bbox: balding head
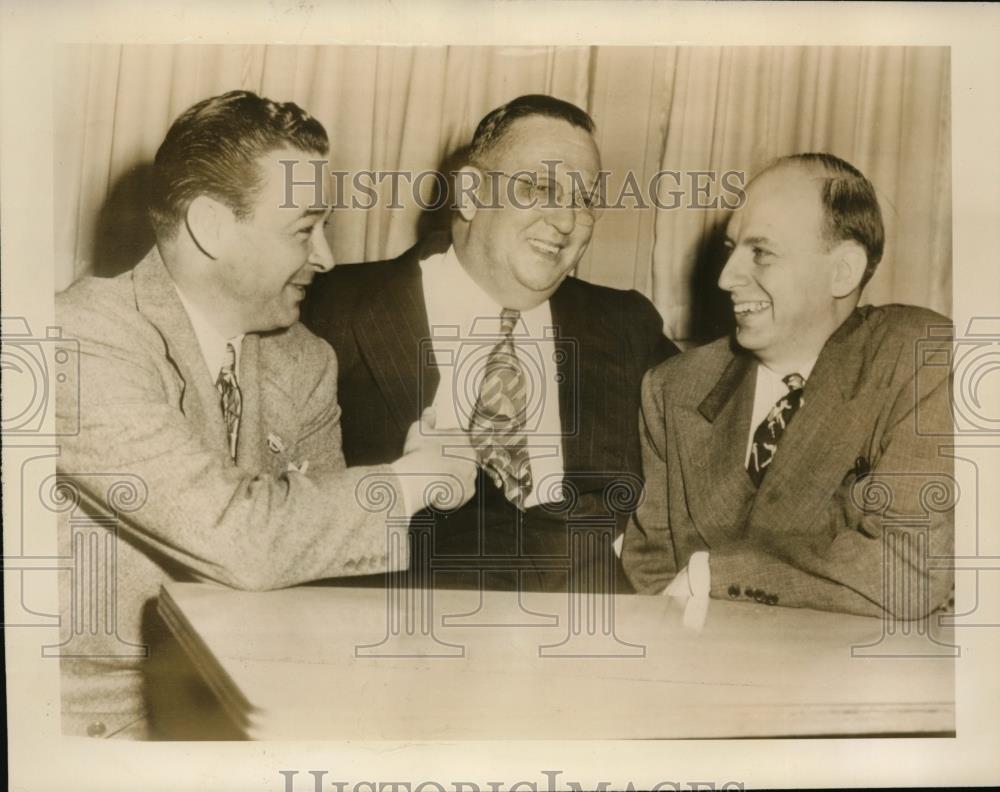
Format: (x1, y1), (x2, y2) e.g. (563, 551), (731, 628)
(754, 153), (885, 289)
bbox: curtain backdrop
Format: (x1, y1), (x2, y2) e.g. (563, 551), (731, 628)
(55, 44), (950, 343)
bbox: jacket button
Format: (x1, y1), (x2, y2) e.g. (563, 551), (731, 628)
(727, 584), (740, 599)
(754, 591), (766, 603)
(770, 594), (779, 605)
(86, 721), (107, 737)
(745, 588), (756, 599)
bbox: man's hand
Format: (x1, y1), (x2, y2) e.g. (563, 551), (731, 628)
(391, 408), (478, 515)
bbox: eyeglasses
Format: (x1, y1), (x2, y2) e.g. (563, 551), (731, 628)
(491, 171), (603, 224)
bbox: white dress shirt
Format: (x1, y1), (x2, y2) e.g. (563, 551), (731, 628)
(744, 358), (817, 465)
(660, 357), (817, 611)
(173, 284), (245, 383)
(420, 246), (565, 508)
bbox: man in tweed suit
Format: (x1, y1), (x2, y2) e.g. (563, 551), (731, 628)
(55, 91), (475, 738)
(304, 95), (677, 593)
(622, 153), (954, 618)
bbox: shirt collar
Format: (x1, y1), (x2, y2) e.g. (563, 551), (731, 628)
(757, 356), (817, 387)
(422, 245), (553, 329)
(424, 245), (502, 321)
(172, 283), (245, 380)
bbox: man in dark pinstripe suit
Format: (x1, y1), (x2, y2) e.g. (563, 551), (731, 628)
(304, 95), (677, 593)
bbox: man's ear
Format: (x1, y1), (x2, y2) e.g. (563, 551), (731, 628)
(829, 240), (868, 298)
(184, 195), (234, 260)
(454, 165), (484, 223)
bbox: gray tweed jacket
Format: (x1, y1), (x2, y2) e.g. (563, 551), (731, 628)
(622, 304), (955, 618)
(54, 247), (405, 737)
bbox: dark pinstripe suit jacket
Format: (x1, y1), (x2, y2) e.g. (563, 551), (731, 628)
(303, 236), (677, 587)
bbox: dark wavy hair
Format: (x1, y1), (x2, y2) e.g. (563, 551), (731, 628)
(771, 152), (885, 288)
(468, 94), (595, 167)
(148, 90), (328, 239)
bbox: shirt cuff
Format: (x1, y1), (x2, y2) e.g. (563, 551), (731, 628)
(688, 551), (711, 597)
(388, 460), (414, 517)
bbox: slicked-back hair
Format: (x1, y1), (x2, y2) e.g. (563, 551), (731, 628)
(148, 90), (329, 239)
(769, 152), (885, 289)
(468, 94), (595, 168)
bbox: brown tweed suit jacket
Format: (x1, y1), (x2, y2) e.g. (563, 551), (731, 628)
(54, 248), (406, 737)
(622, 304), (955, 618)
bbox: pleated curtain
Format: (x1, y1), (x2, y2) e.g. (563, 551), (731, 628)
(55, 44), (950, 344)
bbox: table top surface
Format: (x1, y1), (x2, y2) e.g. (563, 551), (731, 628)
(159, 581), (955, 740)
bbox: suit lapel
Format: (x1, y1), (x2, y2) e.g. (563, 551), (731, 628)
(549, 282), (630, 477)
(678, 349), (758, 545)
(549, 286), (582, 469)
(353, 246), (440, 434)
(234, 334), (267, 473)
(131, 248), (230, 456)
(748, 310), (869, 535)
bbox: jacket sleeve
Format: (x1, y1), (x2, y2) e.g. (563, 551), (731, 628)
(55, 295), (409, 592)
(621, 365), (681, 593)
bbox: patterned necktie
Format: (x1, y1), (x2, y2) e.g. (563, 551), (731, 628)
(469, 308), (534, 507)
(216, 342), (242, 461)
(747, 372), (805, 487)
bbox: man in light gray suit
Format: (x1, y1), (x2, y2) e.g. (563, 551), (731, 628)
(622, 153), (954, 618)
(55, 90), (476, 738)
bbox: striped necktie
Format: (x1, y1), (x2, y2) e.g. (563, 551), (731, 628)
(747, 372), (805, 487)
(469, 308), (534, 508)
(216, 341), (242, 461)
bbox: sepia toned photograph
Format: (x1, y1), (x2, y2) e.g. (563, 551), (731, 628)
(46, 40), (957, 739)
(3, 2), (999, 791)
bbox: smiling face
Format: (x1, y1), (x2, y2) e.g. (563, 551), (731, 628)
(457, 116), (601, 310)
(216, 146), (334, 333)
(719, 164), (847, 373)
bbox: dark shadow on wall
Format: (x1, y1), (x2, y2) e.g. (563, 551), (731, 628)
(415, 144), (470, 242)
(686, 216), (736, 346)
(92, 162), (156, 278)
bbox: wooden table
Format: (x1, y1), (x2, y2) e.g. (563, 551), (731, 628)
(158, 582), (955, 740)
